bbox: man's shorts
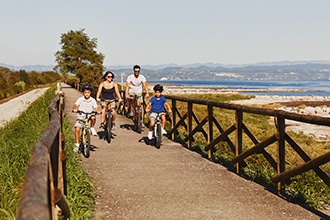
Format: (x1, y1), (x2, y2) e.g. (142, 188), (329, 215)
(128, 92), (143, 104)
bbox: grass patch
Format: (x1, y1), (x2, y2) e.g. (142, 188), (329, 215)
(0, 86), (95, 219)
(60, 117), (95, 219)
(0, 87), (54, 219)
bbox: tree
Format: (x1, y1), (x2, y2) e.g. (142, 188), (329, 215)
(54, 29), (104, 85)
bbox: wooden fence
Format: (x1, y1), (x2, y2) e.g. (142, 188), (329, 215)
(17, 91), (69, 219)
(164, 95), (330, 193)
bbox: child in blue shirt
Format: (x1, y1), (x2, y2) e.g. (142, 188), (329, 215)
(145, 84), (172, 140)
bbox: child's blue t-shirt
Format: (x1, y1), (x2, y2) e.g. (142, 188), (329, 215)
(150, 96), (167, 113)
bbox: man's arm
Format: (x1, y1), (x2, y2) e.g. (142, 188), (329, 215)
(145, 102), (152, 112)
(143, 81), (149, 98)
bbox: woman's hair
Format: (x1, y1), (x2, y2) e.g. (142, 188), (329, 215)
(102, 71), (115, 81)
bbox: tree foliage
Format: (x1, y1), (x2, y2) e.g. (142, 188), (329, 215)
(54, 29), (104, 85)
(0, 66), (61, 100)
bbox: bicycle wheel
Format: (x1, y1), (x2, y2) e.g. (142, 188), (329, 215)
(155, 123), (162, 148)
(106, 111), (112, 143)
(83, 129), (91, 158)
(136, 107), (142, 133)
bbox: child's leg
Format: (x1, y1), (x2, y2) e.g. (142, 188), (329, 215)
(75, 127), (81, 144)
(149, 118), (155, 131)
(161, 114), (166, 128)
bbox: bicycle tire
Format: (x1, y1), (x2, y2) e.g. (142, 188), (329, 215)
(155, 123), (162, 148)
(83, 129), (91, 158)
(106, 111), (112, 143)
(136, 107), (142, 133)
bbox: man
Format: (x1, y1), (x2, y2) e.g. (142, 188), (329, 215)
(125, 64), (149, 123)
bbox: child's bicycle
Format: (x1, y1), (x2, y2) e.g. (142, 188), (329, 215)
(148, 112), (167, 149)
(101, 99), (117, 143)
(74, 110), (98, 158)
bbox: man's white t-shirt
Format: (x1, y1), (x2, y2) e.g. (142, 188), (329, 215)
(126, 74), (146, 93)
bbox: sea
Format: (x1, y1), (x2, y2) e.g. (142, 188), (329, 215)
(150, 80), (330, 97)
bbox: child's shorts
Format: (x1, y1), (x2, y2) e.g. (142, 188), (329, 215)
(74, 115), (85, 128)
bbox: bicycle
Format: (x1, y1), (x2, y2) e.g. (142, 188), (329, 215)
(74, 110), (97, 158)
(128, 94), (144, 133)
(148, 112), (167, 149)
(101, 99), (116, 143)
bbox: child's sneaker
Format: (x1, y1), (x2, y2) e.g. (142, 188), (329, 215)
(73, 143), (80, 152)
(91, 127), (97, 136)
(148, 131), (153, 140)
(162, 128), (167, 135)
(99, 122), (105, 129)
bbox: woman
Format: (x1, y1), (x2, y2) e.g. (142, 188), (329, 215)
(96, 71), (122, 130)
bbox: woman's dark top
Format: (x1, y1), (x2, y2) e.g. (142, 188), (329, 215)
(101, 82), (115, 100)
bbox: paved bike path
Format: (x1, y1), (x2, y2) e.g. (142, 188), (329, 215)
(63, 85), (327, 220)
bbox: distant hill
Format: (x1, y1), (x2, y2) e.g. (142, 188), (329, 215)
(1, 60), (330, 81)
(0, 63), (54, 72)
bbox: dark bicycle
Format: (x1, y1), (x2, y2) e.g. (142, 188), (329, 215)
(127, 94), (144, 133)
(74, 110), (97, 158)
(101, 99), (117, 143)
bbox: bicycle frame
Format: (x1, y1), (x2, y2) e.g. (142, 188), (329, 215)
(76, 110), (97, 158)
(102, 100), (115, 143)
(152, 112), (166, 149)
(132, 95), (143, 133)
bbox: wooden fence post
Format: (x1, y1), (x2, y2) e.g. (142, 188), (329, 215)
(236, 109), (243, 173)
(171, 99), (176, 140)
(276, 113), (286, 194)
(208, 103), (213, 159)
(187, 101), (193, 148)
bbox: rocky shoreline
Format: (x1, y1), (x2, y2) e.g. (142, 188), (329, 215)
(230, 95), (330, 141)
(152, 84), (330, 141)
(160, 85), (305, 95)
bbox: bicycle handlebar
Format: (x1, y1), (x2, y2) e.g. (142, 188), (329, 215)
(72, 110), (99, 115)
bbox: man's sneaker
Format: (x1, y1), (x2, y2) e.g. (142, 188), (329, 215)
(162, 128), (167, 135)
(91, 127), (97, 136)
(73, 143), (80, 152)
(148, 131), (153, 140)
(112, 123), (116, 130)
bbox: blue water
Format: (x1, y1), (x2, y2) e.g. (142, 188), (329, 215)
(150, 80), (330, 97)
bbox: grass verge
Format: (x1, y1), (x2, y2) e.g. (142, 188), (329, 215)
(0, 86), (95, 219)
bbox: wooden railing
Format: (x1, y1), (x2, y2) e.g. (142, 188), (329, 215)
(165, 95), (330, 193)
(17, 91), (69, 219)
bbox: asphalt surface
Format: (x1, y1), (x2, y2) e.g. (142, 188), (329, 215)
(0, 88), (49, 128)
(61, 84), (328, 220)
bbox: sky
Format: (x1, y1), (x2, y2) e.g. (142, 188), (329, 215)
(1, 0), (330, 67)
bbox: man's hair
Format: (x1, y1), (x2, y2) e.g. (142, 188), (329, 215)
(133, 64), (140, 70)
